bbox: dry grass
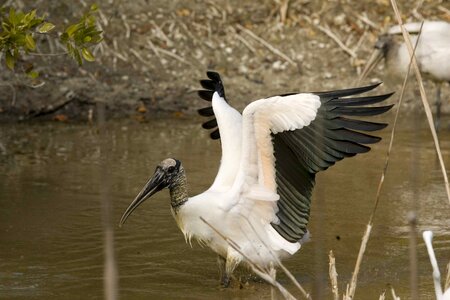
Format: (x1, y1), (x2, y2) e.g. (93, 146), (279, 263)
(328, 251), (339, 300)
(342, 8), (426, 300)
(389, 0), (450, 206)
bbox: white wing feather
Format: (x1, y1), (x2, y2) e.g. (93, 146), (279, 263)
(389, 21), (450, 81)
(208, 92), (243, 192)
(220, 93), (321, 253)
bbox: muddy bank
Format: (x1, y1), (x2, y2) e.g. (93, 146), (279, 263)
(0, 0), (448, 122)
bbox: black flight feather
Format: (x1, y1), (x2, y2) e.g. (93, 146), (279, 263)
(197, 71), (228, 140)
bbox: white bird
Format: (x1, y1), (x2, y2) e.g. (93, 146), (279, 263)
(422, 231), (450, 300)
(360, 21), (450, 130)
(120, 71), (393, 286)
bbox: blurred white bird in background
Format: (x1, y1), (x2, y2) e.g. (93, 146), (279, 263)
(360, 21), (450, 130)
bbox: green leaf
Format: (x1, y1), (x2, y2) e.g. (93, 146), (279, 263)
(38, 22), (55, 33)
(27, 70), (39, 79)
(73, 49), (82, 65)
(90, 4), (98, 11)
(5, 50), (15, 69)
(83, 35), (92, 43)
(66, 23), (81, 37)
(23, 9), (37, 26)
(8, 7), (16, 25)
(81, 47), (95, 61)
(25, 34), (36, 50)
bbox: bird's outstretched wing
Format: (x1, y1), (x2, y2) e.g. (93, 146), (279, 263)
(197, 72), (243, 190)
(227, 83), (393, 251)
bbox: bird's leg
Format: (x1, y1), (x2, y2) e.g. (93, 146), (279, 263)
(219, 251), (241, 288)
(217, 255), (229, 287)
(270, 262), (277, 299)
(435, 83), (442, 132)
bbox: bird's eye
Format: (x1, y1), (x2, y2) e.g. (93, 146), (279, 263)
(167, 166), (175, 173)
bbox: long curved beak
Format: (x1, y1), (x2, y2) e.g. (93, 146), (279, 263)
(358, 48), (384, 84)
(119, 169), (165, 227)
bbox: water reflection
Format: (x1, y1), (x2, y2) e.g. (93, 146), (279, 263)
(0, 117), (449, 299)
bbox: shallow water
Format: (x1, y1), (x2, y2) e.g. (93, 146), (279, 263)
(0, 115), (449, 299)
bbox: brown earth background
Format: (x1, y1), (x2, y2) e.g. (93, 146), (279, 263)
(0, 0), (449, 122)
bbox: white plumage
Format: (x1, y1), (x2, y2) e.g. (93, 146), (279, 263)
(360, 21), (450, 129)
(423, 231), (450, 300)
(120, 71), (393, 286)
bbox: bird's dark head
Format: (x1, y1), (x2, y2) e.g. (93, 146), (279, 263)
(374, 34), (394, 56)
(119, 158), (184, 226)
(359, 34), (394, 82)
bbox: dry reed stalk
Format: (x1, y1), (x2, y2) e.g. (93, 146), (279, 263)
(241, 216), (312, 300)
(445, 261), (450, 291)
(199, 217), (298, 300)
(328, 250), (339, 300)
(344, 224), (372, 299)
(270, 262), (276, 300)
(408, 212), (419, 300)
(389, 0), (450, 205)
(236, 24), (296, 66)
(98, 104), (119, 300)
(390, 285), (400, 300)
(344, 21), (425, 300)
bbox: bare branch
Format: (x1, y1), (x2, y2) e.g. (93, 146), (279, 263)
(236, 24), (296, 66)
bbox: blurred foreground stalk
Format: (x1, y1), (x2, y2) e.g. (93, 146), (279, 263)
(98, 102), (119, 300)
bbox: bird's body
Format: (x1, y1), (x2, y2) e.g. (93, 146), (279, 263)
(360, 21), (450, 129)
(120, 72), (393, 286)
(383, 21), (450, 82)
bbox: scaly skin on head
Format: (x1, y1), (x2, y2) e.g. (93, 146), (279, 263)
(169, 165), (189, 213)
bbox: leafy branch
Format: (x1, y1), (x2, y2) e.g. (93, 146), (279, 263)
(0, 4), (102, 76)
(60, 4), (103, 65)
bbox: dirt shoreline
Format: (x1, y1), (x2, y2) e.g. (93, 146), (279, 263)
(0, 0), (448, 123)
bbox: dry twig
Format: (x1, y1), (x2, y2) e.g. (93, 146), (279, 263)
(303, 17), (357, 58)
(328, 251), (339, 300)
(130, 48), (153, 67)
(236, 24), (296, 66)
(235, 33), (257, 54)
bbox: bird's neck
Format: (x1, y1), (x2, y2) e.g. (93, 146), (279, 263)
(169, 170), (189, 213)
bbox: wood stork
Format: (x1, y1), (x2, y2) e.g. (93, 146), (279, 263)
(422, 231), (450, 300)
(360, 21), (450, 130)
(120, 71), (393, 287)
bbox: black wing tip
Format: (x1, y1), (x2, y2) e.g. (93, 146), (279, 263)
(197, 107), (214, 117)
(197, 90), (214, 102)
(210, 129), (220, 139)
(198, 71), (225, 99)
(202, 118), (218, 129)
(206, 71), (221, 81)
(316, 82), (385, 99)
